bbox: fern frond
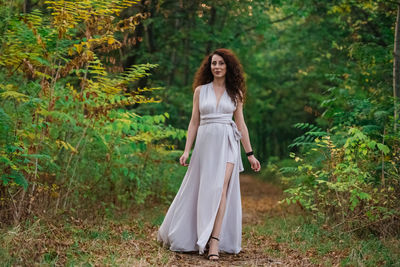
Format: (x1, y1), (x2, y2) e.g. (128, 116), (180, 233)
(289, 122), (328, 148)
(0, 91), (30, 103)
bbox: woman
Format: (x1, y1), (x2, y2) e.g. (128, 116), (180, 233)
(157, 48), (261, 261)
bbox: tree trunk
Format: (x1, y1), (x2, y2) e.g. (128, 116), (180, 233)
(167, 2), (181, 86)
(393, 2), (400, 132)
(122, 0), (146, 70)
(144, 0), (156, 54)
(183, 1), (197, 86)
(23, 0), (32, 13)
(205, 6), (216, 55)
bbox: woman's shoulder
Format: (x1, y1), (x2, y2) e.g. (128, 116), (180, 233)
(198, 82), (212, 88)
(194, 82), (210, 94)
(194, 85), (201, 95)
(193, 85), (203, 99)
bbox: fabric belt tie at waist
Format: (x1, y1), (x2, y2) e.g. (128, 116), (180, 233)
(199, 113), (245, 172)
(199, 118), (242, 141)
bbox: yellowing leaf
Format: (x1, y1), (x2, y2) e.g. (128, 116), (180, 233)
(74, 44), (82, 54)
(56, 140), (78, 153)
(108, 37), (115, 45)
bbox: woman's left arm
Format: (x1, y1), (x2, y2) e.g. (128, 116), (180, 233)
(234, 100), (261, 172)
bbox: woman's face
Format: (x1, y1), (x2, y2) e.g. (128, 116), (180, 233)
(211, 54), (227, 79)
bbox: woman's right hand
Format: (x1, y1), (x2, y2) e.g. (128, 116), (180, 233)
(179, 152), (189, 167)
(247, 155), (261, 172)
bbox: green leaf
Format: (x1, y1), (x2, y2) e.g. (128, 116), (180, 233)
(377, 143), (389, 155)
(8, 171), (28, 190)
(367, 140), (376, 149)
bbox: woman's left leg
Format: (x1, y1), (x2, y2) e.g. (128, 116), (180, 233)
(208, 162), (234, 259)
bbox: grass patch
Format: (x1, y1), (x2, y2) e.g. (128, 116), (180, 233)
(0, 206), (169, 266)
(250, 213), (400, 266)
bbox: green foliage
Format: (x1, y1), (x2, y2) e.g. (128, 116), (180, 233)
(0, 0), (185, 223)
(278, 0), (400, 235)
(288, 123), (327, 149)
(282, 102), (400, 233)
(282, 112), (399, 234)
(121, 0), (396, 164)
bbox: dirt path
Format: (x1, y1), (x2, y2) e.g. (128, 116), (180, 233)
(157, 174), (313, 267)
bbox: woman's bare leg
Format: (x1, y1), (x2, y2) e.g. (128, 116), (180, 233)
(208, 162), (234, 259)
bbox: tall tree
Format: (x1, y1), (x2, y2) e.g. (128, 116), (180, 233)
(394, 1), (400, 131)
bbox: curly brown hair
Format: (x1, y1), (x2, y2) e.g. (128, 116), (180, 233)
(192, 48), (246, 104)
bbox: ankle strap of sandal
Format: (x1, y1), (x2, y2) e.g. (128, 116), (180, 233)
(210, 236), (219, 241)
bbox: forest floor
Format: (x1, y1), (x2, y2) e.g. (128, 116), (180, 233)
(1, 174), (399, 266)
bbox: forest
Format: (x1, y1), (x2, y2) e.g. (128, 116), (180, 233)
(1, 0), (399, 265)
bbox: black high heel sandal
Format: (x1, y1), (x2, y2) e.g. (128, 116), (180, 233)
(207, 236), (220, 261)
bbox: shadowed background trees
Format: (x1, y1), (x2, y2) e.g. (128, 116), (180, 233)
(124, 0), (398, 162)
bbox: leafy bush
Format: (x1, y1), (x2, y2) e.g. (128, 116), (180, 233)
(280, 1), (400, 236)
(0, 0), (185, 224)
(281, 123), (400, 236)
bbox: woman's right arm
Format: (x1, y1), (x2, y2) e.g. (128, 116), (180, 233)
(180, 86), (201, 166)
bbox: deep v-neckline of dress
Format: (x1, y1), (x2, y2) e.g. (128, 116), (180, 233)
(211, 82), (226, 111)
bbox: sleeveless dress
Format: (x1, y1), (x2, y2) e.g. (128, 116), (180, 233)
(157, 81), (244, 254)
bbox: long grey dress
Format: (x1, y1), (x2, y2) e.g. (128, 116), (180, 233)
(157, 81), (244, 255)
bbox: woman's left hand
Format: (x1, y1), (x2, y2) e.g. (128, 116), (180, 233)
(247, 155), (261, 172)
